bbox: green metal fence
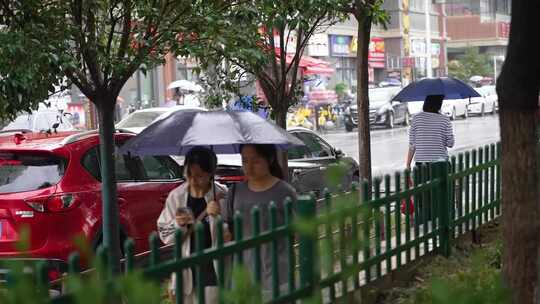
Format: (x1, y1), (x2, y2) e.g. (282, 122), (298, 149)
(45, 143), (501, 304)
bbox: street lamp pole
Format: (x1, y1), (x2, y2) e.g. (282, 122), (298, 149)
(425, 0), (433, 78)
(493, 56), (497, 81)
(493, 55), (505, 83)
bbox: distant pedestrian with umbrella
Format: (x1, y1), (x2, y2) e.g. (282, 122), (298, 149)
(392, 77), (474, 168)
(405, 94), (455, 222)
(406, 94), (455, 169)
(157, 146), (230, 304)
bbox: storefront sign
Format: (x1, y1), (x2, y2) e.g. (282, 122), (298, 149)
(411, 39), (426, 56)
(402, 57), (415, 67)
(431, 43), (440, 56)
(368, 37), (385, 68)
(329, 35), (354, 57)
(369, 61), (385, 69)
(432, 57), (440, 68)
(273, 32), (297, 54)
(308, 33), (329, 57)
(369, 37), (385, 61)
(499, 22), (510, 38)
(411, 39), (440, 56)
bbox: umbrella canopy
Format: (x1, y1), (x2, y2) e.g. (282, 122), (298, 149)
(469, 75), (483, 82)
(119, 111), (304, 156)
(392, 77), (481, 102)
(167, 80), (204, 92)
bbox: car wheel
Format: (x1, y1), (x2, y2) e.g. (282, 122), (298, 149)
(403, 111), (410, 126)
(481, 105), (485, 117)
(386, 112), (395, 129)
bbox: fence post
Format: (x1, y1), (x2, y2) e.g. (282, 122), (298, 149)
(434, 161), (451, 257)
(297, 195), (317, 293)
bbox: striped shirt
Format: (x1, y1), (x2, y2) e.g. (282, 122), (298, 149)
(409, 111), (455, 162)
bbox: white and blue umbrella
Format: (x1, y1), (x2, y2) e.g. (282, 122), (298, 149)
(119, 110), (304, 156)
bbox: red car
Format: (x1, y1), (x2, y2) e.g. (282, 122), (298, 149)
(0, 130), (183, 269)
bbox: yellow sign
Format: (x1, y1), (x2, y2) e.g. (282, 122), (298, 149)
(402, 0), (412, 84)
(350, 37), (358, 53)
(432, 57), (440, 68)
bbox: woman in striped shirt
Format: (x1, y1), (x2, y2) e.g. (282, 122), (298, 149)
(406, 94), (455, 169)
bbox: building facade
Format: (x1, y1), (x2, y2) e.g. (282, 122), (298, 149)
(445, 0), (510, 79)
(106, 0), (499, 121)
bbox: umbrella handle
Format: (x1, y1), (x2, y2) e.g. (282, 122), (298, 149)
(212, 177), (216, 201)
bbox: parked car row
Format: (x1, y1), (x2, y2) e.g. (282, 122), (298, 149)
(467, 85), (498, 116)
(343, 85), (499, 132)
(0, 109), (359, 268)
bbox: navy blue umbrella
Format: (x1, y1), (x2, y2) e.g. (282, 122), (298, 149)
(119, 110), (304, 156)
(392, 77), (481, 102)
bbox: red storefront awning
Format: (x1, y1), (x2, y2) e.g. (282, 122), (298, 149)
(304, 65), (335, 75)
(276, 52), (335, 75)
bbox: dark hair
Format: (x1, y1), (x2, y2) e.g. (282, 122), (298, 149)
(240, 144), (284, 179)
(184, 146), (217, 177)
(423, 95), (444, 113)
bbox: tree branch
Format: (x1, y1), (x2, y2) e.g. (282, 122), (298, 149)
(80, 1), (104, 91)
(104, 1), (120, 83)
(278, 25), (287, 106)
(116, 1), (132, 62)
(284, 13), (325, 76)
(287, 26), (304, 106)
(267, 26), (281, 88)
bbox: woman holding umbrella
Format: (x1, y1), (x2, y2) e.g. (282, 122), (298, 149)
(157, 146), (229, 304)
(208, 144), (297, 299)
(406, 94), (455, 169)
(121, 110), (305, 300)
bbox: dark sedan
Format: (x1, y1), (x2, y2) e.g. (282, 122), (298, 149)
(344, 87), (408, 131)
(214, 127), (359, 196)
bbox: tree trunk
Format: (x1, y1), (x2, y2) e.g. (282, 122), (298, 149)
(497, 1), (540, 303)
(274, 106), (290, 181)
(355, 14), (373, 182)
(500, 109), (539, 304)
(96, 99), (122, 275)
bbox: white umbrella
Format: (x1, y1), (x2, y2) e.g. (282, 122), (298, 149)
(167, 79), (203, 92)
(469, 75), (483, 82)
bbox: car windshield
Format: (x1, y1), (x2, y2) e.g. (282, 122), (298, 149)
(0, 152), (67, 194)
(117, 111), (165, 128)
(2, 114), (33, 131)
(369, 90), (392, 103)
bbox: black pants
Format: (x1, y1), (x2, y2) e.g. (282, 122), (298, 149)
(413, 162), (436, 224)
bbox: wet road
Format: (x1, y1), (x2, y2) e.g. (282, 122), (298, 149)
(322, 114), (500, 177)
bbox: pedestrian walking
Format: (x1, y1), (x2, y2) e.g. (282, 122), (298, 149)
(214, 144), (297, 299)
(157, 146), (229, 304)
(406, 94), (455, 223)
(406, 94), (455, 169)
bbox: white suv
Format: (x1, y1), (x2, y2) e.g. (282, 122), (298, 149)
(2, 110), (75, 134)
(116, 106), (207, 133)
